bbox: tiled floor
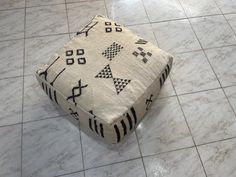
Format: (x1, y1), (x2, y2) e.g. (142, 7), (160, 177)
(0, 0), (236, 177)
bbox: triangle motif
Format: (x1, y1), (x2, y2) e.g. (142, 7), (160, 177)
(95, 64), (113, 78)
(113, 78), (131, 94)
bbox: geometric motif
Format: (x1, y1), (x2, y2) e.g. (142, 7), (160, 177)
(145, 94), (153, 110)
(76, 21), (98, 37)
(133, 47), (152, 63)
(104, 21), (122, 33)
(160, 64), (170, 87)
(88, 110), (104, 138)
(135, 39), (148, 44)
(95, 64), (113, 78)
(65, 49), (86, 65)
(66, 79), (88, 106)
(95, 64), (131, 95)
(114, 107), (137, 143)
(102, 42), (123, 61)
(113, 78), (131, 94)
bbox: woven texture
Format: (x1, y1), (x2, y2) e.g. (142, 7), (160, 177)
(35, 15), (173, 144)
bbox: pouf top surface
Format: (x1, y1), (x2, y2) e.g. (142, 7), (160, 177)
(37, 15), (172, 125)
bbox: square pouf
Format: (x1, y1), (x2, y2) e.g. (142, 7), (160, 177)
(35, 15), (173, 144)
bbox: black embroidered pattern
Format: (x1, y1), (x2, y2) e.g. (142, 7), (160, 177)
(95, 64), (113, 78)
(41, 82), (59, 105)
(69, 108), (79, 121)
(135, 39), (148, 44)
(39, 56), (60, 81)
(113, 78), (131, 94)
(50, 68), (66, 86)
(95, 64), (131, 95)
(88, 110), (104, 138)
(65, 49), (86, 65)
(146, 94), (153, 110)
(102, 42), (123, 61)
(76, 21), (98, 37)
(114, 107), (137, 143)
(67, 79), (88, 106)
(105, 22), (122, 33)
(133, 47), (152, 63)
(160, 64), (170, 87)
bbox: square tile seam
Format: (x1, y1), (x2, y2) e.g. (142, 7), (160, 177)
(173, 0), (236, 119)
(0, 0), (105, 11)
(171, 0), (236, 176)
(20, 0), (27, 177)
(0, 10), (236, 42)
(212, 0), (236, 36)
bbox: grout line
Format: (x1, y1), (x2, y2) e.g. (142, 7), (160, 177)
(25, 2), (66, 9)
(169, 74), (209, 177)
(196, 136), (236, 147)
(134, 131), (148, 177)
(213, 0), (236, 36)
(0, 115), (67, 129)
(139, 0), (160, 47)
(64, 0), (71, 35)
(79, 126), (86, 177)
(171, 1), (209, 177)
(20, 0), (27, 176)
(84, 157), (142, 171)
(180, 0), (236, 119)
(103, 0), (109, 18)
(53, 169), (84, 177)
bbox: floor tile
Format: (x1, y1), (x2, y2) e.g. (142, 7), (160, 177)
(25, 4), (68, 37)
(0, 0), (25, 10)
(81, 132), (140, 169)
(26, 0), (64, 7)
(67, 1), (107, 33)
(190, 15), (236, 49)
(127, 24), (157, 45)
(143, 0), (186, 22)
(198, 138), (236, 177)
(179, 89), (236, 145)
(25, 34), (69, 75)
(23, 75), (65, 122)
(225, 14), (236, 34)
(0, 9), (24, 41)
(158, 77), (176, 99)
(66, 0), (100, 2)
(136, 96), (193, 156)
(179, 0), (221, 17)
(0, 124), (21, 177)
(143, 148), (205, 177)
(205, 46), (236, 87)
(0, 77), (22, 126)
(105, 0), (149, 26)
(152, 19), (201, 54)
(224, 86), (236, 114)
(171, 51), (220, 94)
(214, 0), (236, 14)
(61, 172), (84, 177)
(22, 117), (83, 177)
(0, 40), (24, 79)
(85, 159), (146, 177)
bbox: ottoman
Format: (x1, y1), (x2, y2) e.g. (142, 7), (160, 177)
(35, 15), (173, 144)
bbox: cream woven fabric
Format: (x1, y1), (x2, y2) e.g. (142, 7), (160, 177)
(35, 15), (173, 144)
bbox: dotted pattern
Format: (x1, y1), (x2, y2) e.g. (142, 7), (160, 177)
(133, 47), (152, 63)
(113, 78), (131, 94)
(102, 42), (123, 61)
(95, 64), (113, 78)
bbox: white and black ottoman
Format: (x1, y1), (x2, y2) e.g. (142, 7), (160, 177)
(35, 15), (173, 144)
